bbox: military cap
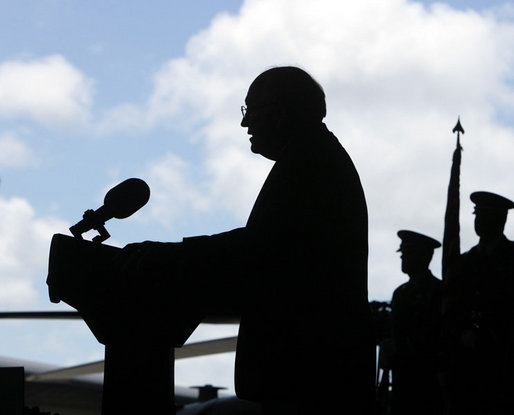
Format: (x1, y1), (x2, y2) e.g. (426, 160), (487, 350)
(396, 230), (441, 252)
(470, 191), (514, 212)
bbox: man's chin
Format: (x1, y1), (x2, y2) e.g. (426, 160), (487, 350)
(249, 138), (260, 154)
(249, 138), (276, 160)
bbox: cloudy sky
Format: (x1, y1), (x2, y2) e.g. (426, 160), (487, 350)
(0, 0), (513, 395)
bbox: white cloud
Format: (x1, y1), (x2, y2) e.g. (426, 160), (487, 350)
(0, 131), (37, 167)
(2, 0), (513, 393)
(100, 0), (514, 300)
(0, 55), (94, 127)
(0, 196), (68, 308)
(144, 153), (211, 228)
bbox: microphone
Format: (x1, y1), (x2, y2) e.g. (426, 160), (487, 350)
(69, 178), (150, 243)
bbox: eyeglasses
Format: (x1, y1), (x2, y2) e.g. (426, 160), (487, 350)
(241, 103), (276, 120)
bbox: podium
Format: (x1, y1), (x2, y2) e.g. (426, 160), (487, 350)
(47, 233), (203, 414)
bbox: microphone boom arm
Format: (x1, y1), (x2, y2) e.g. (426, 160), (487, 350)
(70, 208), (111, 243)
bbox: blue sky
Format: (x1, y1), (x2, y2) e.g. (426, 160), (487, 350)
(0, 0), (513, 395)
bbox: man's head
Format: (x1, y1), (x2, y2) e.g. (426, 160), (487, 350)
(397, 230), (441, 276)
(471, 191), (513, 240)
(241, 66), (326, 160)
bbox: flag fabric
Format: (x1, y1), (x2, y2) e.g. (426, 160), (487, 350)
(442, 120), (464, 281)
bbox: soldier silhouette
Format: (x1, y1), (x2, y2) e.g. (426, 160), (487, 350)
(390, 230), (443, 415)
(441, 191), (514, 415)
(118, 66), (376, 415)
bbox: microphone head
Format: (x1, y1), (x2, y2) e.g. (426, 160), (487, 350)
(103, 178), (150, 219)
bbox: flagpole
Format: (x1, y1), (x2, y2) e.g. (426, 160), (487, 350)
(442, 117), (464, 282)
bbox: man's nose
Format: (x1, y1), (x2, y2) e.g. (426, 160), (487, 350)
(241, 115), (248, 128)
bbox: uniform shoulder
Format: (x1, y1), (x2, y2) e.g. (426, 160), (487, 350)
(429, 274), (443, 285)
(392, 282), (409, 298)
(460, 244), (480, 260)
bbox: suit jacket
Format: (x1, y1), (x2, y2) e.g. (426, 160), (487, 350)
(179, 123), (374, 402)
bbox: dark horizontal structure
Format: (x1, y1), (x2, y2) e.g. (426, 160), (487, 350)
(0, 311), (81, 319)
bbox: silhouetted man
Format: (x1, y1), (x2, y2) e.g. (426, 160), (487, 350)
(441, 191), (514, 415)
(390, 230), (443, 415)
(123, 66), (376, 414)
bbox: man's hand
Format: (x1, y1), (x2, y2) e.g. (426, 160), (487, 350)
(111, 241), (183, 289)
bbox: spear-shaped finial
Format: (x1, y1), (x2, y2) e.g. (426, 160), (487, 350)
(452, 116), (464, 149)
